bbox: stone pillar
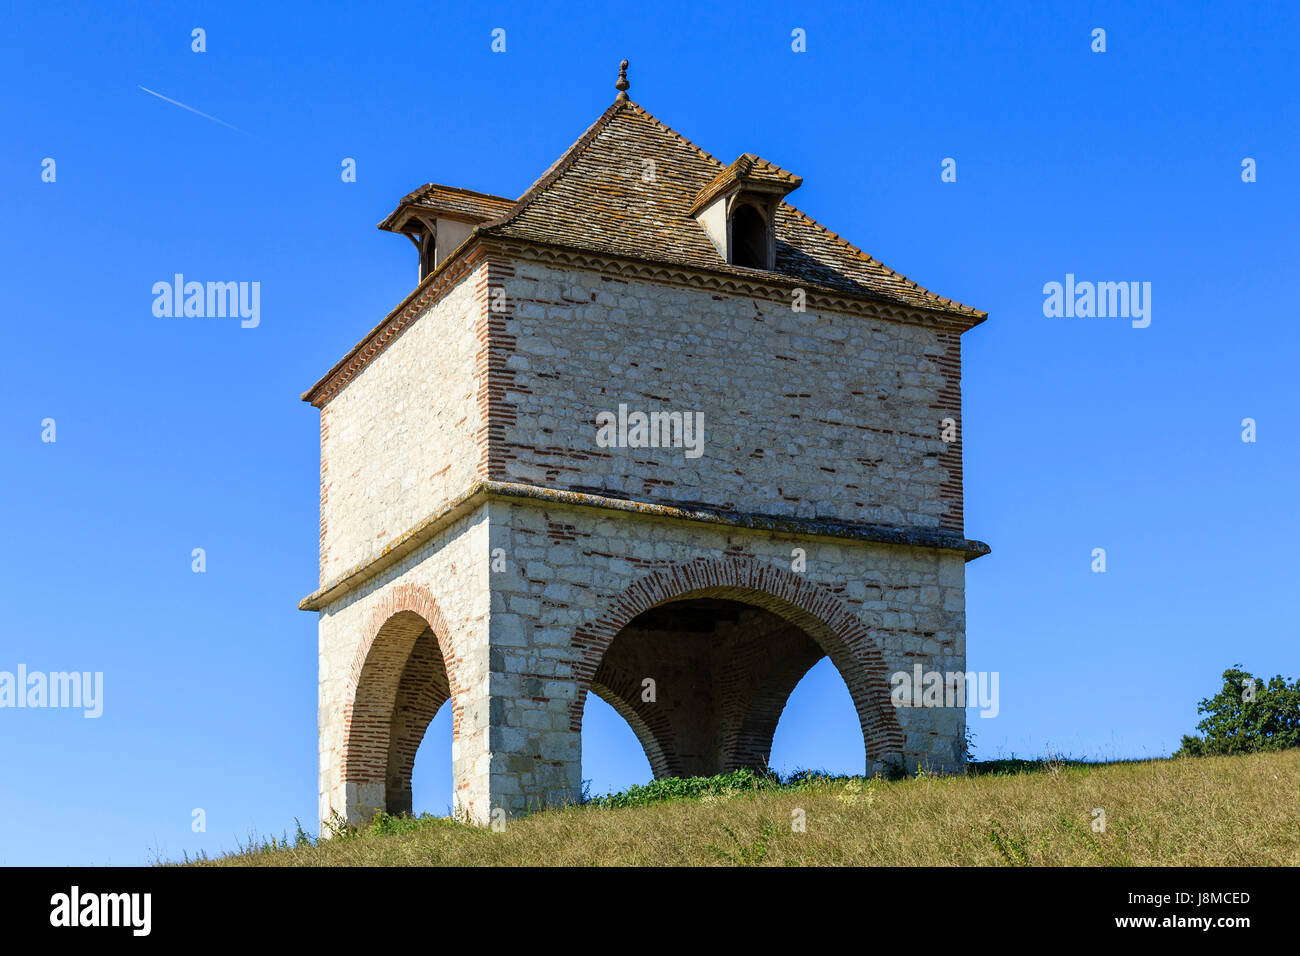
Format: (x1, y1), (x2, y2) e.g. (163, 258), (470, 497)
(487, 670), (583, 816)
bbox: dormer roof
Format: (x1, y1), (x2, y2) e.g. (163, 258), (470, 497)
(378, 184), (515, 233)
(689, 154), (803, 216)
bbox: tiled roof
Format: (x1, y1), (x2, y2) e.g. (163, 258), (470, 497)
(378, 184), (515, 231)
(470, 99), (984, 320)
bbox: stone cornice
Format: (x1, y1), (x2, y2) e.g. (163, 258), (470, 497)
(298, 480), (991, 612)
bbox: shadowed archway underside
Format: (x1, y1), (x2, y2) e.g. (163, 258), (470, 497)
(385, 627), (450, 814)
(572, 558), (907, 776)
(591, 598), (839, 778)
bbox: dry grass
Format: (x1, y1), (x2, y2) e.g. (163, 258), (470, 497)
(194, 750), (1300, 866)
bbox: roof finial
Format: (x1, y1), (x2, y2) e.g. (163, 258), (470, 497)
(615, 59), (630, 101)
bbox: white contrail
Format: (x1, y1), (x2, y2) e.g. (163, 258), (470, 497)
(137, 86), (250, 135)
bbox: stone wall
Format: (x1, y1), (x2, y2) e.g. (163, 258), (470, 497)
(317, 262), (487, 583)
(491, 258), (965, 532)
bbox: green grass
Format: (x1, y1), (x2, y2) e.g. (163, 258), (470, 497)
(180, 750), (1300, 866)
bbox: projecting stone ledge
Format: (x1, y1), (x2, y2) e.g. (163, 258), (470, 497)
(298, 479), (991, 613)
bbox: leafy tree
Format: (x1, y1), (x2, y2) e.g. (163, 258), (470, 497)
(1176, 666), (1300, 757)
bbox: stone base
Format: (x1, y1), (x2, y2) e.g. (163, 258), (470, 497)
(314, 496), (969, 829)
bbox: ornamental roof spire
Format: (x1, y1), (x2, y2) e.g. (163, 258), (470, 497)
(615, 59), (629, 101)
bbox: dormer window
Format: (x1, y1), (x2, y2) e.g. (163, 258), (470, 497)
(729, 203), (768, 268)
(689, 154), (802, 271)
(415, 219), (437, 279)
(403, 215), (479, 281)
(377, 185), (516, 284)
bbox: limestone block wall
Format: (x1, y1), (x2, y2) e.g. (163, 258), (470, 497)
(491, 258), (965, 532)
(317, 262), (487, 583)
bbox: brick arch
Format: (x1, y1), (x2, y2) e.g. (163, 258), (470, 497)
(341, 583), (463, 817)
(570, 556), (905, 764)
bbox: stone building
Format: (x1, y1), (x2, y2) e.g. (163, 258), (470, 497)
(300, 64), (989, 827)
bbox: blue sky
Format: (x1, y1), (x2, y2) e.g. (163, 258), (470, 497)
(1, 1), (1296, 865)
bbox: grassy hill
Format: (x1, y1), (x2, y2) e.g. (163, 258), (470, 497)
(192, 750), (1300, 866)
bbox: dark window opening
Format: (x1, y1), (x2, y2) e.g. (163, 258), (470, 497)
(418, 231), (437, 279)
(730, 204), (767, 269)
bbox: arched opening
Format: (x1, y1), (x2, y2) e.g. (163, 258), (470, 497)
(572, 559), (905, 790)
(382, 624), (450, 814)
(580, 693), (654, 799)
(343, 597), (458, 823)
(729, 203), (768, 269)
(769, 658), (865, 777)
(409, 699), (455, 816)
(583, 597), (828, 778)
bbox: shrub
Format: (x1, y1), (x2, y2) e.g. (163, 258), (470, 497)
(586, 767), (783, 808)
(1175, 666), (1300, 757)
